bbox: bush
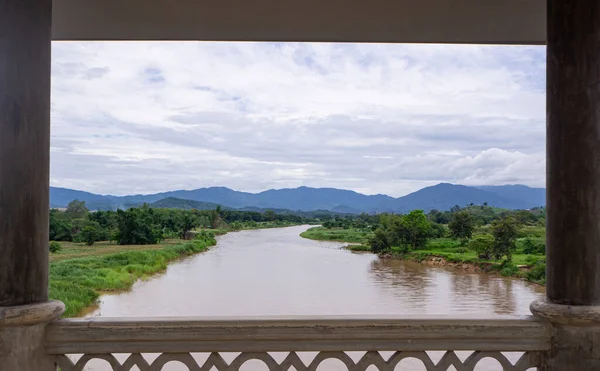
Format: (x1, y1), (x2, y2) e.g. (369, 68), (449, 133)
(499, 261), (519, 277)
(80, 225), (99, 246)
(522, 237), (546, 255)
(526, 261), (546, 283)
(491, 216), (519, 260)
(468, 235), (494, 259)
(369, 228), (394, 254)
(525, 255), (545, 265)
(162, 230), (179, 239)
(49, 241), (62, 253)
(428, 223), (447, 238)
(448, 210), (474, 245)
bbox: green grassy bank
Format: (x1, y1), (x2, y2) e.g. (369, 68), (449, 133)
(50, 222), (305, 317)
(299, 226), (372, 244)
(49, 232), (217, 317)
(301, 226), (546, 285)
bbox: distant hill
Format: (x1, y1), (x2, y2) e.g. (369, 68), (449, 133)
(386, 183), (545, 213)
(253, 186), (394, 211)
(50, 187), (118, 210)
(49, 183), (546, 213)
(475, 185), (546, 208)
(150, 197), (223, 210)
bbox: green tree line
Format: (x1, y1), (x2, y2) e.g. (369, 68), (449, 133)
(318, 204), (546, 263)
(50, 200), (320, 246)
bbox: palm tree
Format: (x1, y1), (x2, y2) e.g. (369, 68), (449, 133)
(209, 206), (223, 229)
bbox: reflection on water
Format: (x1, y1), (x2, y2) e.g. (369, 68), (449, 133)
(84, 225), (545, 370)
(369, 259), (530, 316)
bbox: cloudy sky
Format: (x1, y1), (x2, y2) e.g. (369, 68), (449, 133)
(50, 42), (545, 197)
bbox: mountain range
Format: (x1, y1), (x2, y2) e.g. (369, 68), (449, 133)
(50, 183), (545, 214)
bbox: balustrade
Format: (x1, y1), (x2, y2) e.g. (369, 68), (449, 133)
(46, 317), (550, 371)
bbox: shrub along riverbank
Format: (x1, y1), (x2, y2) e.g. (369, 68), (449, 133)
(301, 223), (546, 286)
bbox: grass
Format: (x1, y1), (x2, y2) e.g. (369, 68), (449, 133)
(49, 233), (217, 317)
(300, 226), (373, 244)
(393, 245), (545, 284)
(49, 223), (303, 317)
(50, 239), (185, 262)
(302, 226), (546, 285)
(345, 244), (372, 252)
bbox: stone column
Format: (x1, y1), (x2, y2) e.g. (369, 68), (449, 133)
(531, 0), (600, 369)
(0, 301), (65, 369)
(0, 0), (64, 369)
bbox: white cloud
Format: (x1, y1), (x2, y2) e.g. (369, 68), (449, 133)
(50, 42), (546, 197)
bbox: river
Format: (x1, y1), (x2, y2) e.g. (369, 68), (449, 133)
(84, 225), (545, 370)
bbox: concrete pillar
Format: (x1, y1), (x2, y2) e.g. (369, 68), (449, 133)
(531, 0), (600, 369)
(0, 0), (64, 370)
(0, 301), (65, 370)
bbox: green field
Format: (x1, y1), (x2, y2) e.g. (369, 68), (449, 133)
(50, 239), (184, 263)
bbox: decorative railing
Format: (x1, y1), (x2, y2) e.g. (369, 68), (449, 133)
(46, 316), (551, 371)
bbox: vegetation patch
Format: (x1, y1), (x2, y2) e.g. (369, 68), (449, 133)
(300, 226), (372, 243)
(300, 204), (547, 285)
(49, 232), (217, 317)
(344, 244), (372, 252)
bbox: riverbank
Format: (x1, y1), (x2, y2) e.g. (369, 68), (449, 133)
(49, 232), (218, 317)
(394, 250), (546, 285)
(51, 223), (306, 317)
(301, 227), (546, 285)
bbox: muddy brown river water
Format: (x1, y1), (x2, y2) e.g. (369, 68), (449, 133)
(83, 225), (545, 370)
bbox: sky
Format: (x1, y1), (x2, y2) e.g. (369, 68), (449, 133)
(50, 42), (546, 197)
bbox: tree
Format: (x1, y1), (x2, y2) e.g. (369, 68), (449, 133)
(515, 210), (538, 225)
(322, 220), (334, 229)
(491, 216), (519, 260)
(80, 224), (98, 246)
(448, 210), (475, 245)
(88, 210), (117, 230)
(468, 235), (494, 259)
(65, 200), (89, 219)
(49, 209), (73, 241)
(178, 212), (198, 239)
(369, 228), (393, 254)
(115, 208), (162, 245)
(428, 209), (451, 224)
(397, 210), (431, 250)
(264, 209), (276, 221)
(428, 223), (446, 238)
(209, 206), (223, 229)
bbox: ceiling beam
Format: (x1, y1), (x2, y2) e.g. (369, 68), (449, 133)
(51, 0), (546, 44)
